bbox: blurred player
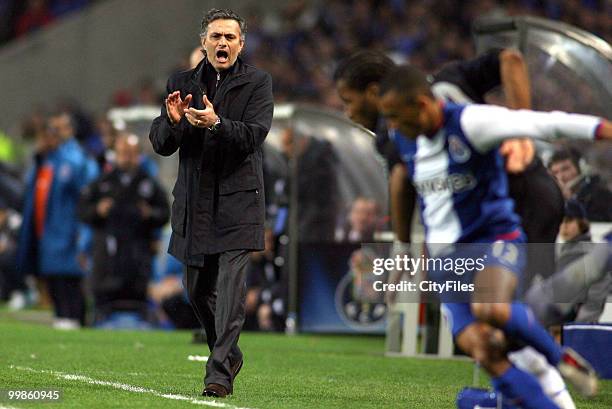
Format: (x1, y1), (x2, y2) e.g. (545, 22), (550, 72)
(335, 49), (563, 286)
(334, 49), (572, 408)
(378, 64), (611, 408)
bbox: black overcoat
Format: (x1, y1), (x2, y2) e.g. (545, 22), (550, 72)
(149, 58), (273, 265)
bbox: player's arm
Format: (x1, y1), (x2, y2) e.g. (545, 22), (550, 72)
(499, 49), (531, 110)
(389, 163), (415, 243)
(386, 164), (416, 304)
(439, 48), (529, 103)
(444, 48), (535, 171)
(498, 49), (536, 172)
(460, 105), (611, 152)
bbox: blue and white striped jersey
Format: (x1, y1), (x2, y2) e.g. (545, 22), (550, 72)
(392, 102), (601, 244)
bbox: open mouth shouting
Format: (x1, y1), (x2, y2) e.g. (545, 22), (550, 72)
(216, 49), (229, 64)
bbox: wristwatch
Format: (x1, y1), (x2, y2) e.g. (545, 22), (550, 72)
(208, 116), (221, 133)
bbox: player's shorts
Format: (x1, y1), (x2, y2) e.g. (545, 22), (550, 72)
(435, 231), (527, 338)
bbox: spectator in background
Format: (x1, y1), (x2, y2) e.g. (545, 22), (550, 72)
(525, 200), (612, 328)
(92, 115), (119, 173)
(189, 46), (205, 69)
(49, 0), (89, 18)
(135, 78), (162, 106)
(549, 148), (612, 221)
(559, 200), (591, 247)
(15, 0), (54, 37)
(78, 133), (169, 323)
(55, 98), (100, 153)
(244, 228), (286, 332)
(17, 111), (98, 329)
(335, 197), (381, 243)
(20, 108), (48, 145)
(0, 198), (22, 305)
(149, 252), (199, 330)
(0, 161), (24, 212)
(91, 116), (159, 178)
(279, 127), (339, 242)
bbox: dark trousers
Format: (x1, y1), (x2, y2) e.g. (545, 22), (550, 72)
(184, 250), (249, 391)
(46, 276), (85, 324)
(161, 294), (200, 329)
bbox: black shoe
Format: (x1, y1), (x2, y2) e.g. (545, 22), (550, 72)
(202, 383), (230, 398)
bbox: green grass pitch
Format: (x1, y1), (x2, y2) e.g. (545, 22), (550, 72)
(1, 316), (611, 408)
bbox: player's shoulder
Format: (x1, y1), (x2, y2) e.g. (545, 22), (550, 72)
(442, 103), (483, 152)
(390, 130), (417, 162)
(458, 104), (509, 126)
(442, 102), (469, 127)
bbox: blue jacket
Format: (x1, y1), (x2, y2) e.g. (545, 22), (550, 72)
(17, 139), (99, 276)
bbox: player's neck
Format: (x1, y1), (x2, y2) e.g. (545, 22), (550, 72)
(425, 100), (445, 138)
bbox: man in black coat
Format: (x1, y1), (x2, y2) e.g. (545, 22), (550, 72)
(78, 134), (169, 321)
(149, 8), (273, 398)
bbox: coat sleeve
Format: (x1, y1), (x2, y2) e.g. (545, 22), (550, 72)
(149, 77), (188, 156)
(215, 72), (274, 154)
(452, 48), (502, 98)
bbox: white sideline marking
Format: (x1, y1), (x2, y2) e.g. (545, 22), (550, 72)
(0, 405), (22, 409)
(188, 355), (209, 362)
(10, 366), (255, 409)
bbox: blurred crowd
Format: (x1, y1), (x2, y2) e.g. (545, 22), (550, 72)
(130, 0), (612, 111)
(0, 0), (611, 333)
(2, 1), (610, 110)
(244, 0), (612, 107)
(0, 105), (388, 332)
(0, 0), (94, 43)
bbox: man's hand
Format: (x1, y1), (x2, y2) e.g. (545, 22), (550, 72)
(165, 91), (192, 125)
(596, 119), (612, 140)
(96, 197), (114, 218)
(184, 95), (219, 129)
(499, 138), (535, 174)
(385, 241), (413, 305)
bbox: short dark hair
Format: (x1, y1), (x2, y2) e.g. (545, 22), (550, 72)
(564, 199), (590, 234)
(333, 50), (395, 90)
(200, 8), (246, 41)
(379, 65), (434, 102)
(549, 147), (581, 172)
